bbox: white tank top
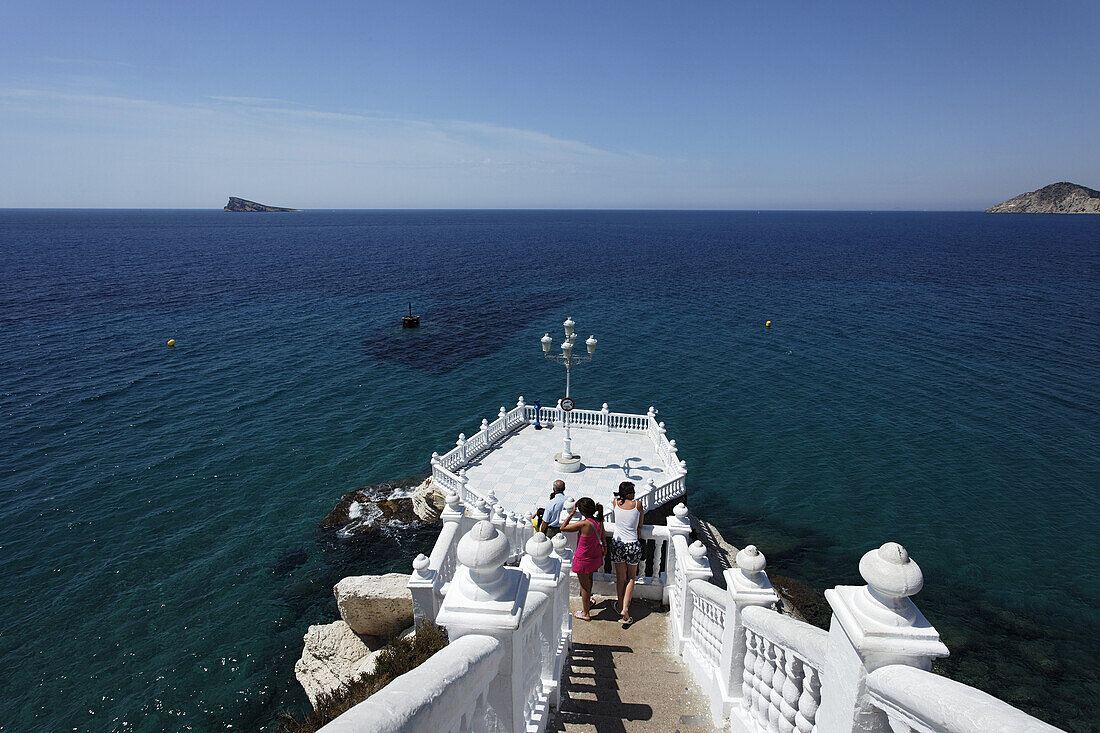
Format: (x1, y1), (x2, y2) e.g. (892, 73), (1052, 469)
(613, 502), (641, 543)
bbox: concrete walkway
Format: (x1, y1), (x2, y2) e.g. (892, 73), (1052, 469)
(549, 596), (722, 733)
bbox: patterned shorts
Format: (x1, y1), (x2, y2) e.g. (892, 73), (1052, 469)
(609, 537), (642, 565)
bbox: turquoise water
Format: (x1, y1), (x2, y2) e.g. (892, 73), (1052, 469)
(1, 210), (1097, 730)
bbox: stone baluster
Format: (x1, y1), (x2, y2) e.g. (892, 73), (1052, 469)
(480, 417), (489, 436)
(458, 468), (471, 505)
(468, 496), (490, 525)
(456, 432), (467, 463)
(407, 553), (437, 626)
(520, 532), (569, 707)
(560, 497), (578, 555)
(506, 511), (521, 556)
(436, 521), (532, 733)
(719, 545), (779, 718)
(498, 405), (507, 433)
(674, 539), (712, 652)
(550, 524), (573, 567)
(517, 395), (525, 409)
(600, 402), (610, 431)
(491, 503), (507, 540)
(815, 543), (950, 733)
(440, 489), (464, 528)
(679, 458), (688, 475)
(665, 502), (691, 581)
(647, 405), (657, 420)
(430, 450), (441, 471)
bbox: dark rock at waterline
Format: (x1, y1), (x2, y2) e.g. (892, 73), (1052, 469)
(321, 489), (422, 528)
(770, 575), (831, 630)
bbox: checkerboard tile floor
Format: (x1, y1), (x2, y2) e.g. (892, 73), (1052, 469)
(463, 423), (669, 516)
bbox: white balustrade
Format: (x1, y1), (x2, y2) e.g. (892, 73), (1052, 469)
(866, 665), (1063, 733)
(316, 634), (503, 733)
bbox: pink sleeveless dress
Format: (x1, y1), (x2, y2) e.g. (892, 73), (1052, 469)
(571, 518), (604, 574)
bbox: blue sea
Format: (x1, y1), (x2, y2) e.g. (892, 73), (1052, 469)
(1, 210), (1097, 731)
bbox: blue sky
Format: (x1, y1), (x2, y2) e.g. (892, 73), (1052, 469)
(0, 1), (1097, 209)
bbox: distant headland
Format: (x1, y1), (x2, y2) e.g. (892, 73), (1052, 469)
(223, 196), (299, 212)
(986, 182), (1100, 214)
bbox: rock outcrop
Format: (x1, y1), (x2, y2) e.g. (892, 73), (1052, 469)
(334, 573), (414, 638)
(986, 182), (1100, 214)
(321, 478), (443, 537)
(223, 196), (299, 212)
(294, 620), (381, 708)
(410, 478), (446, 522)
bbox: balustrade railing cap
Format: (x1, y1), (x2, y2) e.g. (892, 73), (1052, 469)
(550, 532), (568, 554)
(736, 544), (767, 575)
(412, 553), (430, 577)
(457, 433), (466, 443)
(673, 503), (689, 518)
(444, 490), (460, 508)
(457, 520), (510, 572)
(860, 542), (923, 600)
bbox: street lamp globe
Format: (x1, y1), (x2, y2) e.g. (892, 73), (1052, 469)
(541, 333), (553, 354)
(563, 317), (575, 338)
(586, 335), (597, 355)
(561, 340), (573, 358)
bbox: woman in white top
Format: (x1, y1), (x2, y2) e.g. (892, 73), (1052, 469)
(610, 481), (644, 625)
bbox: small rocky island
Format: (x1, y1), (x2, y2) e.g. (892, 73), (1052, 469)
(223, 196), (299, 212)
(986, 182), (1100, 214)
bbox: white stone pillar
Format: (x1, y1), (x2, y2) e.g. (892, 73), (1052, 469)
(815, 542), (950, 733)
(560, 497), (578, 555)
(674, 540), (712, 652)
(407, 553), (438, 626)
(666, 502), (692, 580)
(521, 532), (569, 707)
(601, 402), (610, 431)
(721, 546), (779, 705)
(468, 497), (490, 526)
(440, 489), (464, 528)
(458, 468), (471, 505)
(491, 503), (507, 541)
(456, 432), (467, 464)
(437, 520), (531, 733)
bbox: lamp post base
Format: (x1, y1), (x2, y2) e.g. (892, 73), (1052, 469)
(553, 452), (583, 473)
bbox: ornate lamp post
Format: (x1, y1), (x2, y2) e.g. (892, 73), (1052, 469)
(540, 317), (597, 472)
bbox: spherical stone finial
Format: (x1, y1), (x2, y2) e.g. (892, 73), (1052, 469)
(601, 402), (609, 411)
(457, 433), (466, 444)
(475, 498), (488, 512)
(679, 459), (688, 473)
(673, 503), (689, 518)
(648, 406), (656, 416)
(736, 545), (767, 576)
(412, 553), (430, 576)
(551, 531), (567, 554)
(517, 395), (525, 407)
(499, 406), (507, 418)
(564, 496), (576, 510)
(445, 490), (460, 508)
(526, 531), (553, 562)
(860, 542), (924, 603)
(456, 520), (510, 573)
(431, 451), (440, 463)
(668, 439), (677, 450)
(481, 419), (489, 430)
(491, 503), (505, 521)
(487, 489), (498, 503)
(689, 540), (708, 563)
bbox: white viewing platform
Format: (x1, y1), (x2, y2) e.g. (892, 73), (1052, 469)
(430, 398), (687, 517)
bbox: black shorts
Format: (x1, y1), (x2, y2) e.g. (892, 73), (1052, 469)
(544, 525), (561, 539)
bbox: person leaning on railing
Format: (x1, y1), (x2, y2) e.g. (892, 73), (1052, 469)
(539, 480), (567, 538)
(610, 481), (644, 625)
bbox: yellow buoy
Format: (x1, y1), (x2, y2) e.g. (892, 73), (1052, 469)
(765, 321), (771, 328)
(167, 339), (176, 347)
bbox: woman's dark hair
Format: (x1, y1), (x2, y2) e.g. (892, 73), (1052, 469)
(617, 481), (636, 499)
(575, 497), (604, 525)
(535, 508), (545, 518)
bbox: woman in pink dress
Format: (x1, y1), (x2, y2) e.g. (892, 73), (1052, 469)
(562, 497), (605, 621)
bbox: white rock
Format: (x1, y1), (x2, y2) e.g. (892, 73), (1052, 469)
(335, 573), (414, 637)
(411, 478), (446, 522)
(294, 620), (381, 709)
